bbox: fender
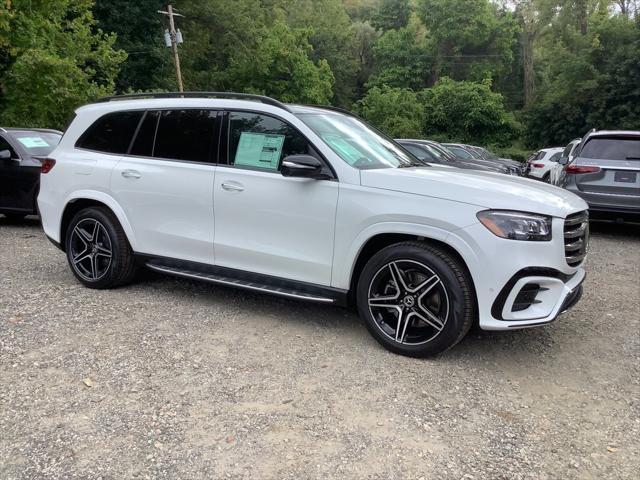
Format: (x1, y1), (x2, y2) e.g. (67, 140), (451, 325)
(334, 221), (481, 291)
(63, 189), (138, 250)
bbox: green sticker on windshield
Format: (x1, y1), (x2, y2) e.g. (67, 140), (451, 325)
(321, 133), (363, 164)
(235, 132), (285, 170)
(17, 136), (50, 148)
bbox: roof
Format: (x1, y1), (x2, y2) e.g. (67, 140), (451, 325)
(587, 130), (640, 138)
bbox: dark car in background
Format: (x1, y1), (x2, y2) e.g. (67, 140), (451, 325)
(561, 130), (640, 223)
(443, 143), (525, 176)
(0, 127), (62, 220)
(396, 139), (512, 175)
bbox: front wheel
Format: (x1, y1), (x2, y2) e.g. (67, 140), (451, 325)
(356, 242), (475, 357)
(65, 207), (138, 289)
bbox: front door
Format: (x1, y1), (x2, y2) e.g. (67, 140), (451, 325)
(213, 111), (339, 286)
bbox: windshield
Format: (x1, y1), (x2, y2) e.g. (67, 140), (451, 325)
(297, 112), (422, 169)
(11, 130), (61, 156)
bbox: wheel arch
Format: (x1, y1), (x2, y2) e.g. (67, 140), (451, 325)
(346, 230), (478, 312)
(60, 192), (136, 252)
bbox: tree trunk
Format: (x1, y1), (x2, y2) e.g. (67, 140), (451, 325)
(522, 30), (535, 106)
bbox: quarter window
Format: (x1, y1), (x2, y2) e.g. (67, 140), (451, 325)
(154, 110), (219, 163)
(228, 112), (316, 172)
(76, 111), (143, 154)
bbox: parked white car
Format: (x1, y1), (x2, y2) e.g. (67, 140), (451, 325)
(527, 147), (564, 182)
(550, 138), (582, 186)
(38, 93), (589, 357)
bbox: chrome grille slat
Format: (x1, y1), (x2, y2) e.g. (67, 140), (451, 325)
(563, 210), (589, 267)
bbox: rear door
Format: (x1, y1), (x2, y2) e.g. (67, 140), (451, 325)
(574, 135), (640, 207)
(110, 109), (220, 264)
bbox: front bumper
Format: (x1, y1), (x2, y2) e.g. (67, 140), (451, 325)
(449, 216), (587, 332)
(482, 267), (586, 330)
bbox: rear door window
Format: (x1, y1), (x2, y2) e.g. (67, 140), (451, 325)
(130, 111), (160, 157)
(153, 110), (219, 163)
(76, 111), (144, 154)
(580, 137), (640, 161)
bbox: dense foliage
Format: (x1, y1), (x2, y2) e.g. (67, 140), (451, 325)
(0, 0), (637, 149)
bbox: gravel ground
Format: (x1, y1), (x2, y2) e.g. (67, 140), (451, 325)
(1, 217), (638, 480)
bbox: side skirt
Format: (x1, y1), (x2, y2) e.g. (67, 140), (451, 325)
(135, 254), (349, 307)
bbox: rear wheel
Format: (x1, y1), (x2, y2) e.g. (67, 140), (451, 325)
(356, 242), (475, 357)
(65, 207), (138, 289)
(542, 172), (551, 183)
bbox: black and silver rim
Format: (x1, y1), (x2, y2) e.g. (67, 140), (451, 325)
(69, 218), (113, 281)
(368, 260), (450, 345)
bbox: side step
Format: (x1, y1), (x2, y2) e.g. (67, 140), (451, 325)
(145, 262), (342, 304)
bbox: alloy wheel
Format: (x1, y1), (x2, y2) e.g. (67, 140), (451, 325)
(367, 260), (450, 345)
(69, 218), (113, 281)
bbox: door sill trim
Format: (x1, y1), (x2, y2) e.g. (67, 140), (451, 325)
(138, 254), (348, 306)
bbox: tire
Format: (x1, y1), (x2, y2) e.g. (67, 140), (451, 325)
(542, 172), (551, 183)
(64, 207), (138, 289)
(356, 241), (475, 357)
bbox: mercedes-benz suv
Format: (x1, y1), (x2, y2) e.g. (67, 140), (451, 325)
(38, 93), (589, 357)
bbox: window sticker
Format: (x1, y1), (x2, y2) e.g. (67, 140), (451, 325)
(235, 132), (285, 170)
(321, 133), (363, 164)
(17, 136), (50, 148)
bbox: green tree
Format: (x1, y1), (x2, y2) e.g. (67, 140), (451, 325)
(367, 24), (430, 90)
(416, 0), (518, 84)
(523, 12), (640, 146)
(0, 0), (126, 129)
(93, 0), (171, 92)
(419, 77), (520, 146)
(353, 86), (425, 137)
(229, 22), (334, 104)
(371, 0), (412, 31)
(286, 0), (359, 105)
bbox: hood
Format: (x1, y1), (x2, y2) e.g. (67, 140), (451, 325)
(360, 166), (588, 218)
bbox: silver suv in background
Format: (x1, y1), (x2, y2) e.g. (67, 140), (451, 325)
(562, 130), (640, 223)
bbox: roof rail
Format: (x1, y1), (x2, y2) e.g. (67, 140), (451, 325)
(304, 104), (361, 119)
(93, 92), (292, 113)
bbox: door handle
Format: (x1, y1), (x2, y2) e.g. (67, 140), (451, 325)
(121, 169), (141, 179)
(221, 181), (244, 192)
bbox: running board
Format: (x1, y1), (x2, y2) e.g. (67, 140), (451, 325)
(145, 261), (343, 305)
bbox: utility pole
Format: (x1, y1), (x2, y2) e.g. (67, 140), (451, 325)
(158, 4), (185, 92)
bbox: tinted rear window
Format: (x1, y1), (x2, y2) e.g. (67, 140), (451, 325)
(580, 137), (640, 161)
(76, 111), (143, 154)
(130, 111), (159, 157)
(154, 110), (218, 162)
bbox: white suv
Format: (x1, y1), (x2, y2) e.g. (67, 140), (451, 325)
(38, 93), (589, 357)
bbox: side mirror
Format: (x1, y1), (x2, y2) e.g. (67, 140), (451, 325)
(0, 149), (12, 161)
(281, 155), (327, 179)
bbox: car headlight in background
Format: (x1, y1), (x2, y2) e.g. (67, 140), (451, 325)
(477, 210), (552, 241)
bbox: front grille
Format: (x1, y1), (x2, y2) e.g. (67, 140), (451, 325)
(564, 211), (589, 267)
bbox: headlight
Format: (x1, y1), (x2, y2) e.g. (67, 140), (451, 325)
(477, 210), (552, 241)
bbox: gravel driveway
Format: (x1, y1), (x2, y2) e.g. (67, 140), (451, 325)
(1, 217), (638, 480)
